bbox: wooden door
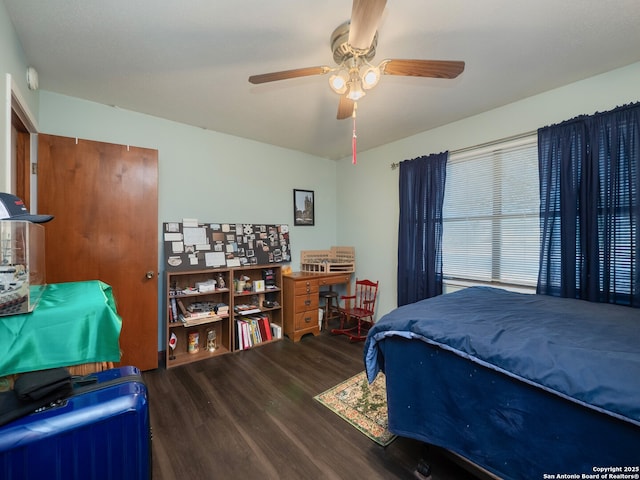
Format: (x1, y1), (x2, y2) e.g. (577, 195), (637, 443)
(37, 134), (159, 370)
(11, 109), (31, 204)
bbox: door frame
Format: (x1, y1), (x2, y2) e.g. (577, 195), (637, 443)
(5, 73), (38, 207)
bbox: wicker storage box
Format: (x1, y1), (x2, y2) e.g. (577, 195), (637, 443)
(300, 246), (355, 273)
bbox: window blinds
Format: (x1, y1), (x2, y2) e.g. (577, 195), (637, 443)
(443, 135), (539, 286)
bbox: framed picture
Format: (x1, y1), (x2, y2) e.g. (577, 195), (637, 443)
(293, 189), (315, 226)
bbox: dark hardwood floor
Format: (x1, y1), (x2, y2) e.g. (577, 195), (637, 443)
(143, 329), (483, 480)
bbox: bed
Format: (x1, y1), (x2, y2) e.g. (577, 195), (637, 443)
(364, 287), (640, 479)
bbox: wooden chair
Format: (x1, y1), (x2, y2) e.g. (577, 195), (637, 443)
(331, 279), (379, 342)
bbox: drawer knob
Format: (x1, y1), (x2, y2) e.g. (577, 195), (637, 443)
(304, 316), (311, 323)
(304, 299), (311, 306)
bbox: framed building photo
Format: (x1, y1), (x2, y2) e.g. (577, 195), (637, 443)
(293, 189), (314, 226)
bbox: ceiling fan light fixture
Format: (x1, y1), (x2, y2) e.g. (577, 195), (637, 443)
(360, 65), (380, 90)
(347, 77), (366, 101)
(329, 70), (349, 94)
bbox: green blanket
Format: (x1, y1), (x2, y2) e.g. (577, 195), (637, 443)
(0, 281), (122, 376)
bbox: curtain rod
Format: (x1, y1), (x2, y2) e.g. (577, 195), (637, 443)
(390, 129), (538, 170)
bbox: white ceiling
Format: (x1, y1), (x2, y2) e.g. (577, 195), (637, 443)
(5, 0), (640, 160)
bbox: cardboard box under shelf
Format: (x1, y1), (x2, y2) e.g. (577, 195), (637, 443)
(300, 246), (355, 273)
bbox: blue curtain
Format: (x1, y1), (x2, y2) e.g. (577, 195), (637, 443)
(397, 152), (448, 306)
(537, 102), (640, 306)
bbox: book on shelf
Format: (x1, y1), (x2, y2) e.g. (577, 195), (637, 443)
(270, 323), (282, 339)
(176, 299), (188, 316)
(248, 317), (261, 344)
(170, 298), (178, 322)
(234, 304), (261, 315)
(256, 314), (272, 341)
(234, 320), (247, 350)
(264, 317), (273, 341)
(238, 320), (246, 349)
(235, 318), (246, 350)
(193, 310), (215, 319)
(241, 320), (251, 349)
(179, 313), (221, 327)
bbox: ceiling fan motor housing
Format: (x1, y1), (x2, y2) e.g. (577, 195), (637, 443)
(331, 21), (378, 65)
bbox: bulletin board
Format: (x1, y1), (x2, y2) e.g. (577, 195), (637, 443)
(163, 221), (291, 271)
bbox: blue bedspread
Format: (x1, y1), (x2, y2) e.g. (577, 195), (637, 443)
(364, 287), (640, 426)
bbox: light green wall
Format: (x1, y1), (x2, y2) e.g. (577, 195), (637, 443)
(0, 0), (39, 191)
(336, 62), (640, 318)
(38, 92), (339, 349)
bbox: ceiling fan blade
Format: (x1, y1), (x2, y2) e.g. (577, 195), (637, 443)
(337, 95), (355, 120)
(380, 59), (465, 79)
(248, 66), (330, 84)
(348, 0), (387, 50)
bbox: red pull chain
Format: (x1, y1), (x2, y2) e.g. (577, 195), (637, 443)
(352, 104), (357, 165)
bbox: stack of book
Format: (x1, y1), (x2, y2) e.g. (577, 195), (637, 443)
(215, 303), (229, 315)
(169, 298), (223, 327)
(235, 313), (273, 350)
(234, 304), (261, 315)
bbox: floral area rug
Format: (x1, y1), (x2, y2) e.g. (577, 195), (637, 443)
(314, 371), (396, 446)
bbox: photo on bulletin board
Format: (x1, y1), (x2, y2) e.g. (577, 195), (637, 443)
(293, 189), (314, 226)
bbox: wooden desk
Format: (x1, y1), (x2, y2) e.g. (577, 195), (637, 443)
(282, 272), (352, 342)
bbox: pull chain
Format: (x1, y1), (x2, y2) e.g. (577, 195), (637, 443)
(352, 103), (358, 165)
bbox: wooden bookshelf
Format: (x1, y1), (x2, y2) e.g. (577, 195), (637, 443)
(165, 265), (283, 368)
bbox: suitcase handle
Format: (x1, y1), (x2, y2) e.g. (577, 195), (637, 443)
(72, 375), (99, 387)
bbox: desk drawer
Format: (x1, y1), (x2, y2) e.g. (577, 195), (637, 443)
(294, 294), (318, 314)
(295, 309), (319, 330)
(319, 274), (351, 287)
(294, 279), (319, 295)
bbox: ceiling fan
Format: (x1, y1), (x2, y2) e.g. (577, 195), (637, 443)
(248, 0), (465, 120)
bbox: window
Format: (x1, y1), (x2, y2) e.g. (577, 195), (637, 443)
(442, 135), (539, 287)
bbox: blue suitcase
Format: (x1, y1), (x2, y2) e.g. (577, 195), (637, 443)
(0, 366), (151, 480)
